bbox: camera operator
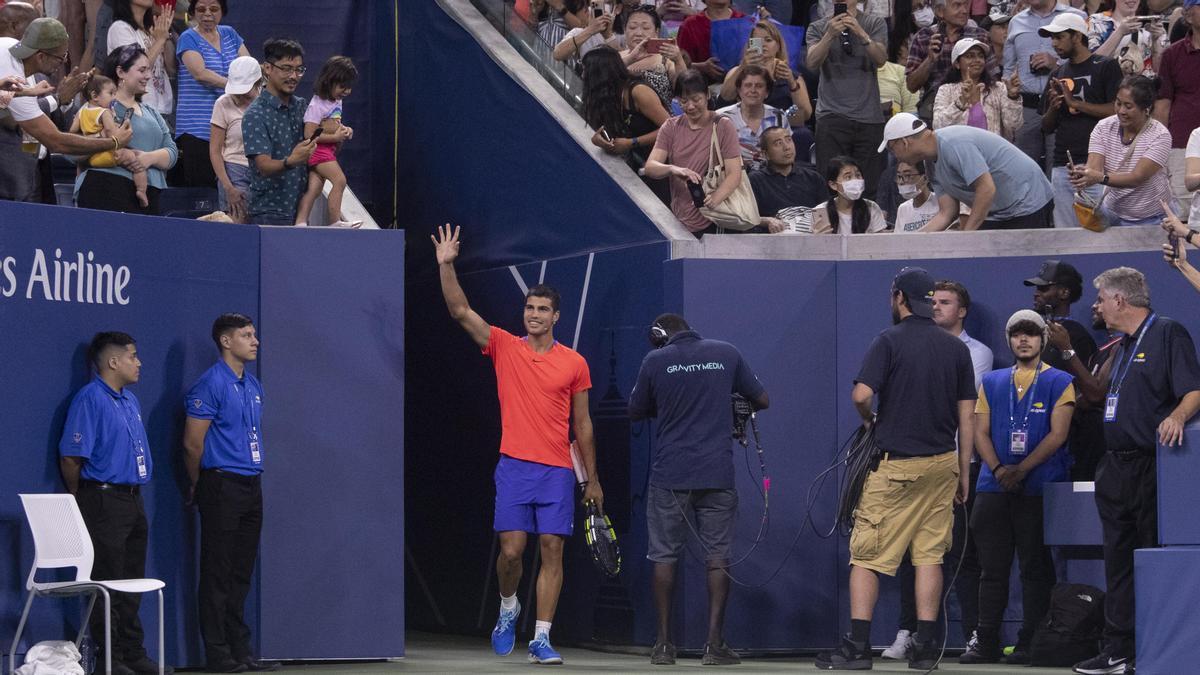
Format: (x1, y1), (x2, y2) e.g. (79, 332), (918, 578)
(628, 313), (768, 667)
(816, 267), (976, 671)
(1072, 266), (1200, 675)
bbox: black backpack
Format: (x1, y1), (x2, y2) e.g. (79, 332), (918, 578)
(1030, 583), (1106, 667)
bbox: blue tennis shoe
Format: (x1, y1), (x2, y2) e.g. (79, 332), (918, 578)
(491, 601), (520, 656)
(527, 636), (563, 665)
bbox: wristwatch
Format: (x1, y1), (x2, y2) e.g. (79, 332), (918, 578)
(1101, 172), (1110, 185)
(1061, 348), (1076, 361)
(1187, 229), (1197, 245)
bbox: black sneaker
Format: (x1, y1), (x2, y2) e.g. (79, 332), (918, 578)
(123, 656), (175, 674)
(814, 635), (871, 670)
(205, 660), (247, 674)
(650, 642), (676, 665)
(908, 638), (940, 670)
(239, 658), (280, 672)
(1005, 645), (1031, 665)
(1073, 652), (1132, 674)
(958, 641), (1001, 664)
(701, 642), (740, 666)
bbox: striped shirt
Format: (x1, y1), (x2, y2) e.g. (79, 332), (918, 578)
(1090, 115), (1172, 221)
(175, 25), (244, 140)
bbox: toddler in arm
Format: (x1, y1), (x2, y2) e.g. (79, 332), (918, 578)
(71, 75), (149, 207)
(295, 55), (360, 227)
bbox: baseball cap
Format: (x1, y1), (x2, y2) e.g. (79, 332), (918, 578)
(1006, 309), (1048, 339)
(225, 56), (262, 95)
(893, 266), (936, 318)
(1023, 259), (1083, 288)
(1038, 13), (1088, 37)
(877, 112), (928, 153)
(950, 38), (988, 65)
(980, 9), (1011, 29)
(9, 18), (69, 60)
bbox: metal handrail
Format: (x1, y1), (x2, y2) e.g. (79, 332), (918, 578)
(469, 0), (585, 113)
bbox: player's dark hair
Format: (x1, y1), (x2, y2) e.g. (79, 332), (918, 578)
(526, 285), (560, 312)
(212, 313), (254, 349)
(88, 331), (135, 369)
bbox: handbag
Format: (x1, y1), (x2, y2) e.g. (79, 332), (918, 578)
(1073, 123), (1145, 232)
(698, 122), (761, 231)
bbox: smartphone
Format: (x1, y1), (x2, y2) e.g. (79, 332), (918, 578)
(748, 37), (764, 55)
(1169, 231), (1181, 259)
(834, 2), (847, 15)
(598, 126), (612, 143)
(592, 1), (604, 18)
(308, 127), (323, 142)
(1066, 149), (1075, 169)
(687, 180), (706, 208)
(1041, 304), (1054, 322)
(645, 38), (672, 54)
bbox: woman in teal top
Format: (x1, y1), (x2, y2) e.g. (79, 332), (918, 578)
(77, 44), (178, 215)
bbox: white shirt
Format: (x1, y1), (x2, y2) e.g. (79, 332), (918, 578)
(558, 27), (615, 61)
(894, 195), (940, 233)
(959, 330), (994, 391)
(0, 38), (42, 122)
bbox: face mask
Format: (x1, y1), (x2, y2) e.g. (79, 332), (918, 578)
(914, 7), (935, 27)
(840, 178), (865, 200)
(898, 182), (921, 199)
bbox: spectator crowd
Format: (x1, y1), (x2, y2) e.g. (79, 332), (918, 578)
(526, 0), (1200, 238)
(0, 0), (362, 226)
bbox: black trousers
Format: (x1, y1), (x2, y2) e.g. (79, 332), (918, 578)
(898, 461), (980, 639)
(173, 133), (217, 188)
(197, 469), (263, 664)
(981, 200), (1054, 230)
(1095, 451), (1158, 659)
(814, 113), (886, 197)
(971, 491), (1056, 648)
(75, 484), (149, 662)
(76, 170), (161, 215)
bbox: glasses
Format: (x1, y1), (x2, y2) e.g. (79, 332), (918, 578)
(268, 63), (306, 76)
(39, 50), (67, 64)
(896, 173), (922, 184)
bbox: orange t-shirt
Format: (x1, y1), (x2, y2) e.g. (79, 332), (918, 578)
(483, 326), (591, 469)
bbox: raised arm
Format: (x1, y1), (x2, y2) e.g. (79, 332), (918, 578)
(432, 224), (491, 349)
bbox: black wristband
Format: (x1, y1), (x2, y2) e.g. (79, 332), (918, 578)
(1187, 229), (1196, 245)
(992, 464), (1005, 473)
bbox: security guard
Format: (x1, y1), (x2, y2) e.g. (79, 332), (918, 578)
(1073, 268), (1200, 675)
(60, 332), (173, 675)
(183, 314), (277, 673)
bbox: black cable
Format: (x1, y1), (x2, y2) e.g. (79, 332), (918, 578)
(921, 498), (969, 674)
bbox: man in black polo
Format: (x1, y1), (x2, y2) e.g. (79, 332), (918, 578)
(749, 126), (826, 234)
(1024, 260), (1104, 479)
(1073, 267), (1200, 675)
(628, 313), (768, 667)
(817, 267), (976, 671)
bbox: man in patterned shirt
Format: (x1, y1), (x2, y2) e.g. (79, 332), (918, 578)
(906, 0), (996, 123)
(242, 38), (315, 225)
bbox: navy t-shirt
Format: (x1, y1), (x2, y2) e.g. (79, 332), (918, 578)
(855, 316), (977, 456)
(628, 331), (765, 490)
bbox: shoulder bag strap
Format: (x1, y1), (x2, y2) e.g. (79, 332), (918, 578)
(708, 120), (722, 174)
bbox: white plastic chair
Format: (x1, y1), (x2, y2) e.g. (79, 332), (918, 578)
(8, 494), (165, 675)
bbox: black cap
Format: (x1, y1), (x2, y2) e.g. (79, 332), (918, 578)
(893, 266), (935, 318)
(1024, 259), (1083, 303)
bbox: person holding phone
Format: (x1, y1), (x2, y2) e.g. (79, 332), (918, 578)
(76, 44), (177, 214)
(1039, 13), (1122, 228)
(906, 0), (996, 123)
(676, 0), (743, 82)
(619, 6), (685, 104)
(552, 0), (620, 63)
(1087, 0), (1167, 78)
(718, 21), (812, 124)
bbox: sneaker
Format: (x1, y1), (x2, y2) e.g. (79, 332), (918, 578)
(881, 629), (912, 660)
(650, 642), (676, 665)
(959, 641), (1001, 664)
(701, 642), (740, 665)
(1005, 645), (1031, 665)
(814, 635), (871, 670)
(124, 656), (175, 674)
(908, 638), (940, 671)
(1074, 652), (1132, 674)
(964, 629), (979, 652)
(527, 636), (563, 665)
(239, 658), (280, 672)
(491, 601), (521, 656)
(330, 220), (363, 228)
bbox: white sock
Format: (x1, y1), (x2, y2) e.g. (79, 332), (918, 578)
(499, 593), (517, 611)
(535, 620), (552, 639)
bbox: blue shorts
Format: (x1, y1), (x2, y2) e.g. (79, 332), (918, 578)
(494, 455), (575, 536)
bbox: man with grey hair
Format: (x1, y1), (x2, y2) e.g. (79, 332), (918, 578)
(905, 0), (995, 123)
(1074, 267), (1200, 675)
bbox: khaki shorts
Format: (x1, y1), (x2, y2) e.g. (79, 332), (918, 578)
(849, 451), (959, 575)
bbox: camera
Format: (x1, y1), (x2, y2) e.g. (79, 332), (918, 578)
(732, 394), (754, 446)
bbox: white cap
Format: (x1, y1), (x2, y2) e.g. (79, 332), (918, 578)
(1006, 309), (1048, 341)
(877, 112), (928, 153)
(950, 38), (988, 65)
(1037, 13), (1088, 37)
(225, 56), (262, 95)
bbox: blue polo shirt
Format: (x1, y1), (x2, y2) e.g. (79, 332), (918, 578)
(242, 88), (307, 221)
(628, 331), (765, 490)
(185, 361), (265, 475)
(59, 377), (152, 485)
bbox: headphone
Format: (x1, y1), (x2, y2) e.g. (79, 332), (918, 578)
(649, 322), (669, 349)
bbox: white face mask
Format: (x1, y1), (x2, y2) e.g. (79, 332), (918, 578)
(840, 178), (865, 200)
(914, 7), (935, 27)
(898, 182), (921, 199)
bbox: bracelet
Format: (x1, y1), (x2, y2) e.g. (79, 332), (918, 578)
(629, 136), (640, 149)
(992, 464), (1004, 473)
(111, 137), (119, 151)
(1187, 229), (1196, 245)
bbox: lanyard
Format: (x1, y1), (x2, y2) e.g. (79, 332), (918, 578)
(1009, 361), (1043, 432)
(1109, 313), (1156, 395)
(109, 394), (145, 458)
(235, 379), (257, 436)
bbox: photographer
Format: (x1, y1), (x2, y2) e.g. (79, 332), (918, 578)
(628, 313), (768, 667)
(816, 267), (976, 671)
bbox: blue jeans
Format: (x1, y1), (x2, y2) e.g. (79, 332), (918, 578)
(1051, 166), (1102, 228)
(217, 162), (252, 214)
